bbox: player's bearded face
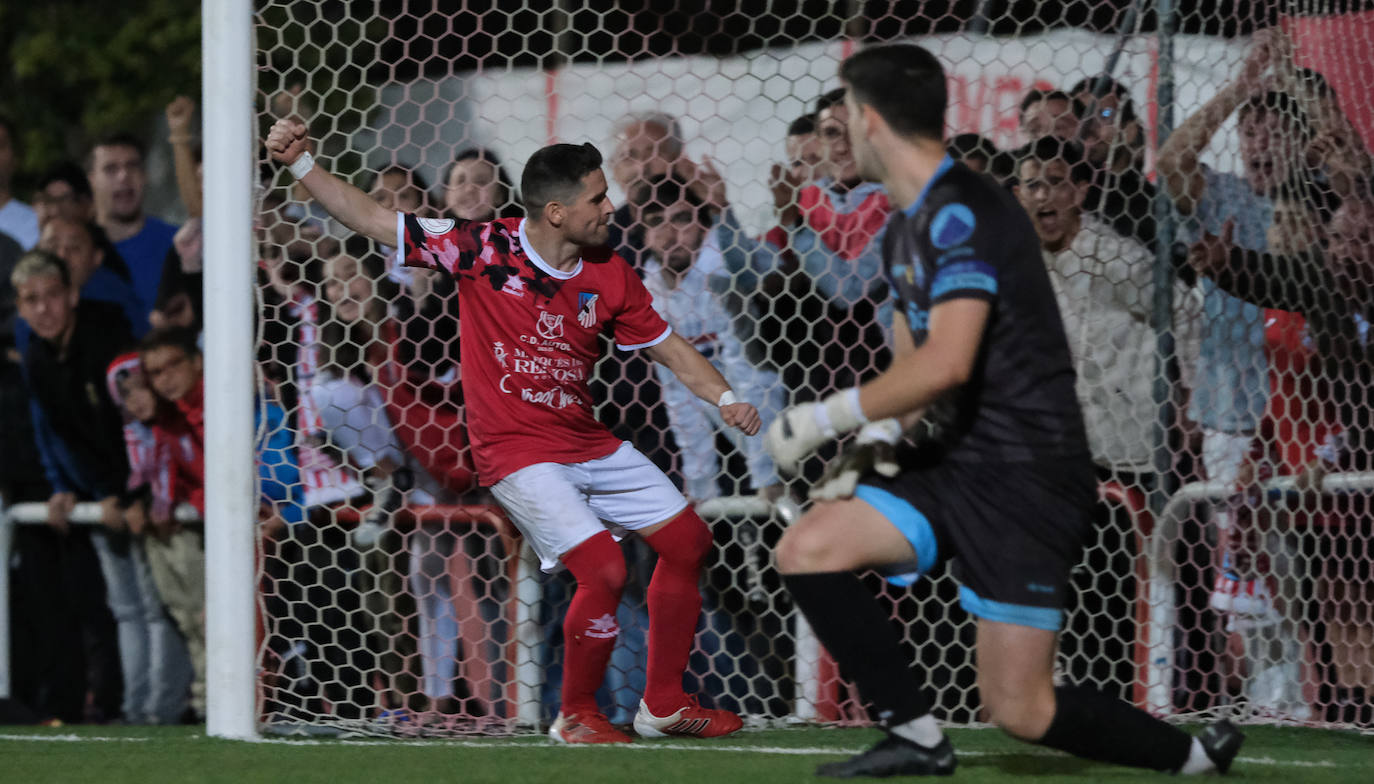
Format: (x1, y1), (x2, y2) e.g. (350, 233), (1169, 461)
(644, 200), (705, 274)
(563, 169), (615, 246)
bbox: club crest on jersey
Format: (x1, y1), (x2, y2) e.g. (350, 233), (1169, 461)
(930, 203), (975, 249)
(577, 292), (599, 328)
(536, 311), (565, 340)
(415, 216), (456, 235)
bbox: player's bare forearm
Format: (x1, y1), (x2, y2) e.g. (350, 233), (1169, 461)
(645, 332), (730, 405)
(1157, 83), (1247, 215)
(264, 118), (395, 244)
(296, 167), (395, 244)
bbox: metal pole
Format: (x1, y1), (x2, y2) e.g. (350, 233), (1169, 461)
(203, 0), (258, 740)
(1146, 0), (1180, 716)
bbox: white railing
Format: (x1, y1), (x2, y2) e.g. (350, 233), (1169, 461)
(1141, 471), (1374, 714)
(0, 501), (201, 702)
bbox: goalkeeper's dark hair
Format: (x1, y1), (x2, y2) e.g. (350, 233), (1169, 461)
(630, 173), (710, 227)
(521, 142), (603, 216)
(1019, 136), (1094, 184)
(839, 44), (947, 140)
(140, 325), (202, 359)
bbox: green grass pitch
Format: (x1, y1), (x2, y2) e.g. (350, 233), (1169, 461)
(2, 724), (1371, 783)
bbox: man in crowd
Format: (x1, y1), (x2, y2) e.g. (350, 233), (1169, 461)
(267, 118), (761, 743)
(771, 88), (892, 392)
(15, 249), (189, 725)
(1070, 76), (1159, 251)
(1015, 136), (1197, 485)
(87, 132), (179, 319)
(636, 172), (785, 502)
(37, 216), (145, 341)
(0, 115), (38, 250)
(1159, 31), (1311, 629)
(1019, 88), (1084, 144)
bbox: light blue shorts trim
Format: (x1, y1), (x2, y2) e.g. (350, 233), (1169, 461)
(854, 484), (938, 587)
(958, 586), (1063, 631)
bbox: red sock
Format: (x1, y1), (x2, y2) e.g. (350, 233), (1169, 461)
(559, 532), (627, 716)
(640, 508), (712, 715)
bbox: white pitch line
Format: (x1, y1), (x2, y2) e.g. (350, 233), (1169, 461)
(0, 733), (1346, 768)
(0, 733), (151, 743)
(242, 736), (1347, 767)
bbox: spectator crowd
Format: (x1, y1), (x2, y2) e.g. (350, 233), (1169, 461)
(3, 25), (1373, 729)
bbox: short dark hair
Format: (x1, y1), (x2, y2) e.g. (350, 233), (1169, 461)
(86, 131), (147, 172)
(630, 173), (710, 226)
(787, 114), (816, 137)
(446, 147), (522, 219)
(947, 133), (999, 164)
(1019, 88), (1085, 119)
(520, 142), (603, 216)
(36, 161), (94, 200)
(1239, 91), (1315, 142)
(1018, 136), (1094, 184)
(838, 44), (947, 140)
(814, 88), (847, 118)
(1068, 75), (1138, 126)
(140, 325), (201, 358)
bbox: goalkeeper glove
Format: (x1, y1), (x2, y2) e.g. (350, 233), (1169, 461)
(765, 388), (868, 475)
(809, 419), (903, 502)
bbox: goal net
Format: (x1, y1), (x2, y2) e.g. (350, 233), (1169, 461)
(247, 1), (1374, 735)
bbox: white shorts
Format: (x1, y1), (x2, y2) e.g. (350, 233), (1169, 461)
(490, 442), (688, 572)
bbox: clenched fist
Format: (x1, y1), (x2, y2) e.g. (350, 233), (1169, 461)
(721, 401), (761, 436)
(265, 118), (310, 166)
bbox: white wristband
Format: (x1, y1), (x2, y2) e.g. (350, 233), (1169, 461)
(287, 151), (316, 180)
(717, 390), (738, 407)
(816, 387), (868, 438)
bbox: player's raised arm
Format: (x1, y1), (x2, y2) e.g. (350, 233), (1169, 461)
(265, 118), (397, 244)
(645, 332), (762, 436)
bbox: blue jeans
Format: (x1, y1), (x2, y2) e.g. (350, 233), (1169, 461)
(90, 530), (192, 724)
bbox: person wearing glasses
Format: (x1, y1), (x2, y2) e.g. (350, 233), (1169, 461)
(1070, 76), (1159, 252)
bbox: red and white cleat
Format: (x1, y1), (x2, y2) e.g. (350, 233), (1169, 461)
(633, 697), (743, 739)
(548, 711), (632, 744)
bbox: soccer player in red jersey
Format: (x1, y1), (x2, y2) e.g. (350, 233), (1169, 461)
(266, 119), (759, 743)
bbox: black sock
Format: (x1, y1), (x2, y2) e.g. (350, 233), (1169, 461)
(782, 571), (931, 725)
(1038, 684), (1192, 772)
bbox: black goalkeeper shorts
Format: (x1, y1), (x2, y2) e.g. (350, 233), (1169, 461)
(855, 452), (1096, 631)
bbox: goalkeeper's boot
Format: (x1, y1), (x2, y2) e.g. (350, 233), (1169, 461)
(1197, 719), (1245, 775)
(548, 711), (632, 744)
(817, 733), (956, 778)
(633, 697), (743, 738)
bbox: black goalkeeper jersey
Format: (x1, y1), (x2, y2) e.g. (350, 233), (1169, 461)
(883, 156), (1088, 463)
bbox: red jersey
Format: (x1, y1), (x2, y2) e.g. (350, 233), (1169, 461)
(399, 214), (671, 484)
(797, 183), (890, 261)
